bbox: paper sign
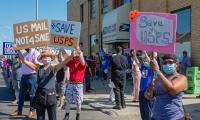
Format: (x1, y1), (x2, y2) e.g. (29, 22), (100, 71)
(13, 19), (50, 50)
(50, 20), (81, 49)
(130, 12), (177, 54)
(3, 42), (17, 55)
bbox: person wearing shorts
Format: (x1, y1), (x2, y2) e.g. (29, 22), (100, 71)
(56, 49), (70, 110)
(63, 49), (86, 120)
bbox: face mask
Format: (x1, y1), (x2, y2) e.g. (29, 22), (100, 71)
(162, 64), (176, 75)
(42, 57), (51, 65)
(143, 62), (149, 67)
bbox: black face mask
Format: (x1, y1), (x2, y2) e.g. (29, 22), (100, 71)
(25, 49), (30, 52)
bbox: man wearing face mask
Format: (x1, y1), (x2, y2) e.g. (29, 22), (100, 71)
(63, 49), (86, 120)
(145, 54), (188, 120)
(11, 48), (40, 118)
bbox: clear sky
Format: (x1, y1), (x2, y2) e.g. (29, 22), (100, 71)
(0, 0), (68, 43)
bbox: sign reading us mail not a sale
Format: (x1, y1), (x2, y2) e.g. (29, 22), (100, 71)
(13, 19), (50, 50)
(50, 20), (81, 49)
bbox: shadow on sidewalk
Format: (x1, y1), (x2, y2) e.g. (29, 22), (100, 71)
(0, 72), (14, 102)
(184, 103), (200, 119)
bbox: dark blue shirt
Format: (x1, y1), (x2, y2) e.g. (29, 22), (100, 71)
(140, 65), (151, 91)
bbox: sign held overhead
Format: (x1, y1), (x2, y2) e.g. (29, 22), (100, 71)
(130, 11), (177, 54)
(50, 20), (81, 49)
(13, 19), (50, 50)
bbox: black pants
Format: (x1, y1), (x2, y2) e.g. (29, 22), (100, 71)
(113, 80), (126, 107)
(85, 75), (91, 91)
(36, 104), (56, 120)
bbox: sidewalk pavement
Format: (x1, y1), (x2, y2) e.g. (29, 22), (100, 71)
(84, 77), (200, 120)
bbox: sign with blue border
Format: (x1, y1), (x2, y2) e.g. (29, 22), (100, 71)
(3, 42), (17, 55)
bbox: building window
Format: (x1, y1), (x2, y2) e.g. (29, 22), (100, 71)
(102, 0), (109, 14)
(113, 0), (131, 8)
(172, 7), (191, 35)
(171, 7), (191, 58)
(80, 4), (84, 22)
(123, 0), (131, 4)
(90, 34), (96, 54)
(90, 0), (96, 19)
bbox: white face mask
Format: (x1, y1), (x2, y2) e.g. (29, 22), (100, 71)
(42, 57), (52, 65)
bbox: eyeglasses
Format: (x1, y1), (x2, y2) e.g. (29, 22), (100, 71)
(163, 61), (175, 65)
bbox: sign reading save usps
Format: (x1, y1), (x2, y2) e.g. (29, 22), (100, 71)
(3, 42), (17, 55)
(50, 20), (81, 49)
(130, 11), (177, 54)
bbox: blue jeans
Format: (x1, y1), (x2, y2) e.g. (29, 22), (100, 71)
(139, 91), (154, 120)
(18, 74), (37, 112)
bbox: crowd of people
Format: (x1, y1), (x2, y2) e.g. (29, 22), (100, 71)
(0, 45), (192, 120)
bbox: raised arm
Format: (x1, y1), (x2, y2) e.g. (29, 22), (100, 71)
(53, 52), (74, 74)
(150, 59), (187, 96)
(132, 50), (141, 66)
(13, 45), (38, 71)
(78, 50), (86, 66)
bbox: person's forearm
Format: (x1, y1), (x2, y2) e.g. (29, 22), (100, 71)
(17, 50), (25, 62)
(54, 55), (73, 74)
(133, 56), (140, 66)
(156, 70), (174, 92)
(79, 53), (85, 66)
(143, 51), (151, 62)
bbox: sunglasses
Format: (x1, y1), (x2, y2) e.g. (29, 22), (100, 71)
(163, 60), (175, 65)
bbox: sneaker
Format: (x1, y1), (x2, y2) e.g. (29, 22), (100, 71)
(113, 106), (122, 110)
(106, 100), (115, 105)
(57, 105), (62, 111)
(11, 100), (18, 104)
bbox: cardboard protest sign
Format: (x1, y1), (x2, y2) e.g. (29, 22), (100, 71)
(50, 20), (81, 49)
(13, 19), (50, 50)
(3, 42), (17, 55)
(130, 11), (177, 54)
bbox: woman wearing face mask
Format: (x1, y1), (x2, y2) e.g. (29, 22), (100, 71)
(145, 55), (188, 120)
(13, 45), (75, 120)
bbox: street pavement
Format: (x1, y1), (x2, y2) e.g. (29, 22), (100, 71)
(1, 69), (200, 120)
(0, 70), (113, 120)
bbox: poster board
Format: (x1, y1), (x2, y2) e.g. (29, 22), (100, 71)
(3, 42), (17, 55)
(130, 12), (177, 54)
(50, 20), (81, 49)
(13, 19), (50, 50)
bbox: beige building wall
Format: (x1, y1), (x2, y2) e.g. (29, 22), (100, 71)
(133, 0), (200, 66)
(67, 0), (125, 55)
(67, 0), (108, 55)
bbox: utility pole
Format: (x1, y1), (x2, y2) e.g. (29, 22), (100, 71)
(36, 0), (38, 20)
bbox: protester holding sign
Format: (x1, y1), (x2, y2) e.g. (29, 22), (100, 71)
(145, 55), (188, 120)
(11, 48), (40, 118)
(63, 49), (86, 120)
(12, 45), (76, 120)
(56, 48), (69, 110)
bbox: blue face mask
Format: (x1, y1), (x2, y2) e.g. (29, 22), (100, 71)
(143, 62), (149, 67)
(162, 64), (176, 74)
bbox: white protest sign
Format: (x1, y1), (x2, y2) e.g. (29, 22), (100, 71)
(50, 20), (81, 49)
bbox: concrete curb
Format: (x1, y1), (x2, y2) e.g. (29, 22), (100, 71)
(84, 100), (119, 119)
